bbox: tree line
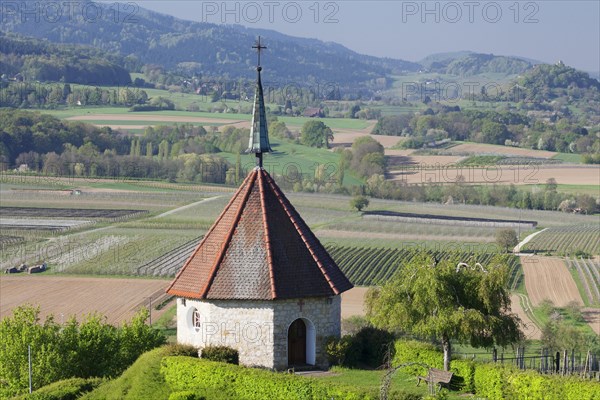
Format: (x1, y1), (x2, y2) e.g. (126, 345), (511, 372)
(372, 107), (599, 161)
(0, 32), (131, 85)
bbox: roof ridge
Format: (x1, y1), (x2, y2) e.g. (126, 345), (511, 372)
(262, 171), (341, 295)
(258, 170), (277, 299)
(165, 171), (255, 297)
(200, 169), (258, 298)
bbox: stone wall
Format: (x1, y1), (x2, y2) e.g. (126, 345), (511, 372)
(175, 295), (341, 370)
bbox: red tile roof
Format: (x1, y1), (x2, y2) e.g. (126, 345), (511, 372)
(166, 168), (353, 300)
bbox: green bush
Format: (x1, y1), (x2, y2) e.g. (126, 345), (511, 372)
(326, 327), (394, 368)
(354, 327), (395, 368)
(168, 391), (204, 400)
(161, 356), (374, 400)
(165, 343), (199, 358)
(449, 360), (475, 392)
(393, 340), (442, 376)
(16, 377), (104, 400)
(200, 346), (239, 365)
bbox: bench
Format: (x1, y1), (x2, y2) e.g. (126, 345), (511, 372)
(416, 368), (453, 390)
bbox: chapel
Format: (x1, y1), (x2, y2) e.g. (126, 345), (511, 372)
(166, 37), (353, 370)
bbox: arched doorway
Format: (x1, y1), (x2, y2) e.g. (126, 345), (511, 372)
(287, 318), (316, 366)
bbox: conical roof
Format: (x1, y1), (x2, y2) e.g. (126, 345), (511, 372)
(166, 168), (353, 300)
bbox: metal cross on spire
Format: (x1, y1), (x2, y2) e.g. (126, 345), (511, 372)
(252, 36), (267, 67)
(246, 36), (272, 167)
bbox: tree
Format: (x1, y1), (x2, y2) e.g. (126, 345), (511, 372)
(366, 254), (522, 371)
(350, 195), (369, 212)
(300, 120), (333, 148)
(496, 228), (519, 253)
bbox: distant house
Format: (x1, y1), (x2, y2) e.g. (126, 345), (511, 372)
(303, 107), (324, 118)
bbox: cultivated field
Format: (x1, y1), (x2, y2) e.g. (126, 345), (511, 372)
(0, 275), (171, 325)
(523, 225), (600, 256)
(521, 256), (584, 307)
(388, 165), (600, 186)
(448, 143), (558, 159)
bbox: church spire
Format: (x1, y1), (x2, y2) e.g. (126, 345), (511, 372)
(247, 36), (272, 168)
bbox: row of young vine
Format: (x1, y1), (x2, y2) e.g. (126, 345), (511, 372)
(325, 245), (521, 287)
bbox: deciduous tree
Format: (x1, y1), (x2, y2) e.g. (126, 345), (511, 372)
(366, 254), (522, 371)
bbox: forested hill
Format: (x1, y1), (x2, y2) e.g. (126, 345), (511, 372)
(421, 52), (533, 76)
(0, 33), (131, 85)
(0, 0), (420, 86)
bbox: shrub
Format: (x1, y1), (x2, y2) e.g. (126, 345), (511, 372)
(393, 340), (442, 376)
(161, 357), (374, 399)
(165, 344), (199, 358)
(354, 327), (395, 368)
(326, 335), (353, 366)
(168, 391), (204, 400)
(200, 346), (239, 365)
(450, 360), (475, 392)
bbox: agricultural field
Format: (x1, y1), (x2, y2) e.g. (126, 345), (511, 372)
(521, 256), (584, 308)
(567, 257), (600, 306)
(522, 225), (600, 256)
(0, 207), (148, 219)
(387, 164), (600, 186)
(0, 275), (171, 325)
(326, 245), (521, 287)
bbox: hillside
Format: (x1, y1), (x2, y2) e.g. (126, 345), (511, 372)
(1, 0), (419, 87)
(424, 52), (533, 76)
(0, 32), (131, 85)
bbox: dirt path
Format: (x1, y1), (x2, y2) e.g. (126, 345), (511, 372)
(152, 196), (223, 219)
(0, 275), (171, 325)
(511, 294), (542, 339)
(514, 228), (548, 253)
(521, 256), (584, 307)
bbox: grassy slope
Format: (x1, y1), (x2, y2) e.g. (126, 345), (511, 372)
(82, 347), (171, 400)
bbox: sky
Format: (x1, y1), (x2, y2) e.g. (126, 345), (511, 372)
(132, 1), (599, 72)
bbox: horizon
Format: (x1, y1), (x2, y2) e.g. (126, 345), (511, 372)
(126, 0), (600, 73)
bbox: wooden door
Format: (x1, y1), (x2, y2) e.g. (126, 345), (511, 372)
(288, 319), (306, 365)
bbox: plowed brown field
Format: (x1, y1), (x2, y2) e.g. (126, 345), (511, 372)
(521, 256), (584, 307)
(0, 275), (171, 325)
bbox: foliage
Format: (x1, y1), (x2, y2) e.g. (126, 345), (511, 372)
(0, 305), (165, 398)
(366, 254), (522, 370)
(300, 120), (334, 148)
(161, 356), (374, 399)
(495, 228), (518, 253)
(371, 106), (598, 155)
(473, 363), (600, 400)
(165, 344), (199, 358)
(200, 346), (239, 365)
(350, 195), (370, 211)
(0, 32), (131, 86)
(14, 377), (104, 400)
(326, 327), (395, 369)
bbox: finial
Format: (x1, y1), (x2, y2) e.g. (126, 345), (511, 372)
(252, 36), (267, 69)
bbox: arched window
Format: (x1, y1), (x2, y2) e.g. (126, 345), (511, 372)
(190, 308), (201, 332)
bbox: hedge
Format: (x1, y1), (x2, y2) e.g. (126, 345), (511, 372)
(393, 340), (600, 399)
(474, 363), (600, 400)
(161, 356), (375, 400)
